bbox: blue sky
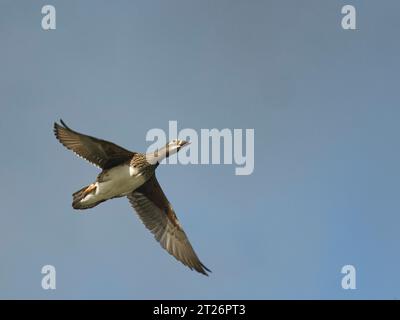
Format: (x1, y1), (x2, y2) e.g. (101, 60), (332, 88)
(0, 0), (399, 299)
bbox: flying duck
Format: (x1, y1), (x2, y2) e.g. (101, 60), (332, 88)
(54, 120), (210, 276)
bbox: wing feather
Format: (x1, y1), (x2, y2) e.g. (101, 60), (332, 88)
(127, 176), (210, 275)
(54, 119), (134, 169)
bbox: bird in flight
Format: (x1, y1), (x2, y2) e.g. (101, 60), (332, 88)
(54, 120), (210, 275)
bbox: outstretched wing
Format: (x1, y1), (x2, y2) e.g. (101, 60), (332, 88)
(54, 119), (135, 169)
(127, 175), (211, 275)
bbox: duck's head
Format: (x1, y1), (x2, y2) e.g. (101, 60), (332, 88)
(146, 139), (190, 165)
(166, 139), (190, 155)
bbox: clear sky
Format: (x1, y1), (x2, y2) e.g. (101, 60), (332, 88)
(0, 0), (399, 299)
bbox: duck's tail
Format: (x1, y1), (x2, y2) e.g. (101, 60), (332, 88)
(72, 184), (105, 210)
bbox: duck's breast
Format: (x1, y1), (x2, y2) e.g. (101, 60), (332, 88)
(96, 165), (147, 199)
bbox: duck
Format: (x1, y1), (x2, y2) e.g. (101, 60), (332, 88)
(53, 120), (210, 276)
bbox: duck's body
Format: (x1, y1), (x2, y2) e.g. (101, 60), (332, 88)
(73, 159), (153, 209)
(54, 120), (210, 275)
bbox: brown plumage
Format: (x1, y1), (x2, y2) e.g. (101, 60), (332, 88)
(128, 176), (211, 275)
(54, 119), (210, 275)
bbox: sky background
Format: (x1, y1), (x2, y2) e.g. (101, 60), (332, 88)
(0, 0), (399, 299)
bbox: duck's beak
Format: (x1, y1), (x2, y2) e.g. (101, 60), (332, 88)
(179, 140), (191, 148)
